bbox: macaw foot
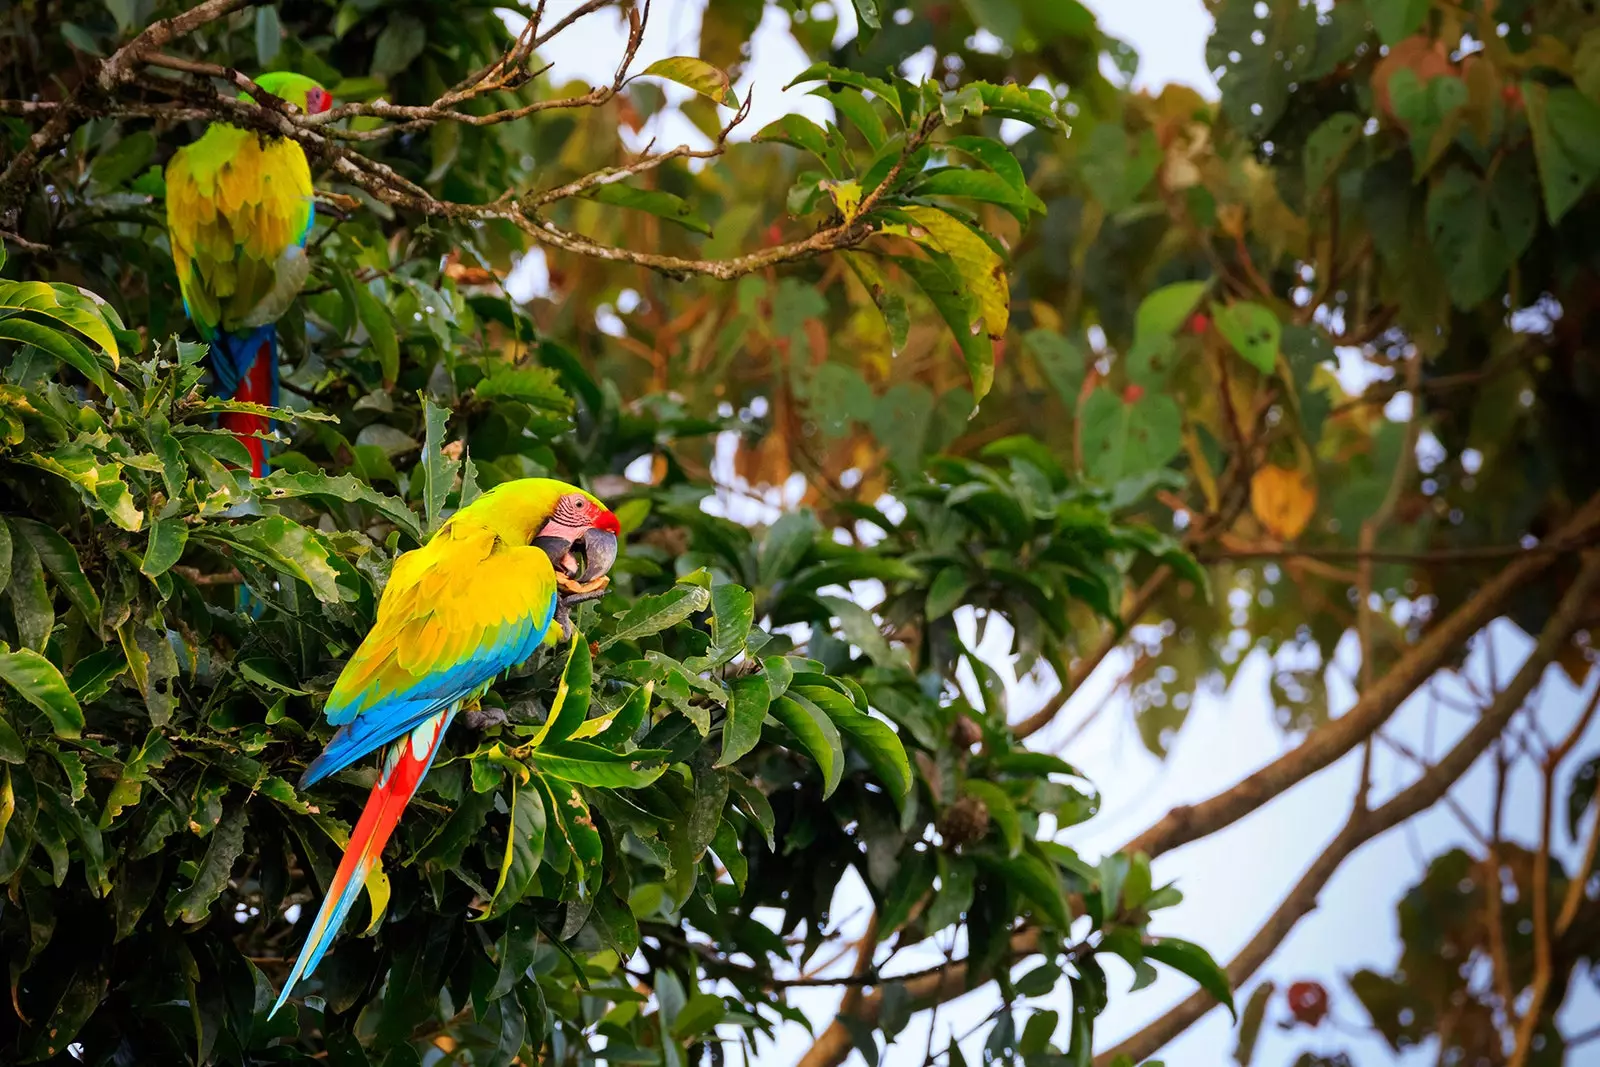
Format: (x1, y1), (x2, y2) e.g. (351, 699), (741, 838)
(549, 576), (609, 645)
(461, 705), (509, 731)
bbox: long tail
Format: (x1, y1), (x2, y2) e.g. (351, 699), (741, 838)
(211, 324), (278, 479)
(270, 706), (457, 1018)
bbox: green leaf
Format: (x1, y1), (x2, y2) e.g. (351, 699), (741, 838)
(0, 280), (122, 366)
(68, 649), (125, 704)
(258, 470), (423, 544)
(1234, 981), (1275, 1066)
(891, 253), (994, 402)
(420, 394), (459, 537)
(1134, 281), (1209, 345)
(845, 254), (910, 351)
(770, 693), (844, 797)
(672, 992), (727, 1039)
(9, 519), (100, 625)
(1523, 82), (1600, 224)
(1207, 0), (1319, 136)
(814, 86), (888, 150)
(817, 595), (900, 669)
(254, 5), (281, 67)
(530, 634), (592, 748)
(970, 81), (1060, 128)
(0, 716), (23, 763)
(582, 182), (713, 236)
(1024, 329), (1085, 405)
(355, 284), (399, 385)
(639, 57), (739, 106)
(529, 745), (669, 789)
(1144, 936), (1236, 1017)
(20, 446), (142, 531)
(701, 583), (754, 668)
(1080, 123), (1161, 213)
(600, 579), (712, 650)
(1365, 0), (1428, 46)
(591, 682), (652, 749)
(166, 805), (247, 923)
(0, 316), (112, 391)
(850, 0), (881, 31)
(794, 685), (912, 802)
(1079, 387), (1183, 483)
(946, 136), (1035, 200)
(1426, 159), (1539, 308)
(786, 64), (902, 120)
(0, 647), (83, 738)
(483, 781), (546, 920)
(140, 515), (188, 578)
(201, 517), (345, 604)
(926, 856), (975, 931)
(926, 565), (970, 620)
(371, 14), (426, 76)
(717, 674), (770, 767)
(911, 169), (1036, 221)
(1303, 111), (1363, 192)
(20, 965), (104, 1063)
(753, 114), (841, 175)
(973, 849), (1069, 929)
(1212, 301), (1280, 374)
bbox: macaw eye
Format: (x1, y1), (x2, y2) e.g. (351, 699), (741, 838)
(306, 88), (332, 115)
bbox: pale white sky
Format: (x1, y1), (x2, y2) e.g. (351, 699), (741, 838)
(506, 4), (1600, 1065)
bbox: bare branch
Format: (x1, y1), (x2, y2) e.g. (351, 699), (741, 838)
(1100, 550), (1600, 1066)
(1121, 492), (1600, 862)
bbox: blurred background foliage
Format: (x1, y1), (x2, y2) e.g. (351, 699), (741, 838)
(3, 0), (1600, 1065)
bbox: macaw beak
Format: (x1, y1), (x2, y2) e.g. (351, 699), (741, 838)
(577, 526), (618, 582)
(533, 512), (620, 586)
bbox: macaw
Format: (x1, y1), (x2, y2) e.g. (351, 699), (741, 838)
(269, 478), (621, 1017)
(165, 71), (332, 477)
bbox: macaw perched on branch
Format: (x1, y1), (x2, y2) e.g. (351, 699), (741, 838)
(165, 71), (332, 477)
(269, 478), (621, 1017)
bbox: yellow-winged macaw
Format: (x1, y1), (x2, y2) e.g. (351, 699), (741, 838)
(269, 478), (621, 1016)
(165, 71), (332, 476)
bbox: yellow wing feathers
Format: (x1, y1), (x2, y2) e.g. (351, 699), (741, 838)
(166, 126), (314, 334)
(325, 523), (560, 724)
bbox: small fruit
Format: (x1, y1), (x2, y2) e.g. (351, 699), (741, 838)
(1287, 980), (1328, 1027)
(938, 793), (991, 849)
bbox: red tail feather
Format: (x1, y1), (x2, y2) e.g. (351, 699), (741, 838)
(219, 337), (274, 477)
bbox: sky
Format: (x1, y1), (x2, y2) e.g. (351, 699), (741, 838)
(507, 3), (1600, 1065)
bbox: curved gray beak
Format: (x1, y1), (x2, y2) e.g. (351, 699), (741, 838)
(579, 527), (618, 582)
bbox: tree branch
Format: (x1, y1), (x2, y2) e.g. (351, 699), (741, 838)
(1121, 492), (1600, 861)
(796, 501), (1600, 1067)
(1098, 549), (1600, 1066)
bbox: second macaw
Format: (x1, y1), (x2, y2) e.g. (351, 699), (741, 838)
(269, 478), (621, 1017)
(165, 71), (332, 477)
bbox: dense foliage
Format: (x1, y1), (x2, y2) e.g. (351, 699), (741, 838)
(5, 0), (1600, 1065)
(0, 2), (1227, 1065)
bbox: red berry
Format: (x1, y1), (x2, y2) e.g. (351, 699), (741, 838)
(1287, 980), (1328, 1027)
(1122, 384), (1145, 404)
(1188, 313), (1210, 334)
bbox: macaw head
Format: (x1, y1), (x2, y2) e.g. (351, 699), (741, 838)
(251, 71), (333, 116)
(459, 477), (621, 588)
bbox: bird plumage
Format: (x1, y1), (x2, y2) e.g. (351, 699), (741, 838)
(270, 478), (619, 1018)
(166, 71), (328, 477)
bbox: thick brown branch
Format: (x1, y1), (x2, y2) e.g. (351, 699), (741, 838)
(1122, 492), (1600, 861)
(1098, 550), (1600, 1066)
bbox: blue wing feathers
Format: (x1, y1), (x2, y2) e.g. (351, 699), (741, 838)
(300, 596), (555, 788)
(210, 323), (277, 402)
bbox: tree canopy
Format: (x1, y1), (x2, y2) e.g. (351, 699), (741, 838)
(2, 1), (1599, 1066)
